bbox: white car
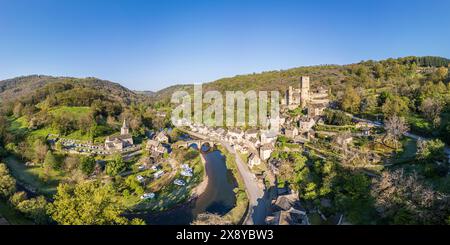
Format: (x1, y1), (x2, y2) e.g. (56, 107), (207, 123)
(180, 170), (193, 177)
(174, 179), (186, 186)
(154, 170), (164, 179)
(140, 193), (155, 200)
(138, 165), (146, 171)
(136, 175), (145, 183)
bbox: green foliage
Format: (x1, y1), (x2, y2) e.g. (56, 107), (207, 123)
(44, 151), (61, 170)
(125, 175), (144, 196)
(106, 154), (126, 176)
(15, 195), (49, 224)
(0, 163), (16, 198)
(9, 191), (27, 206)
(334, 172), (375, 224)
(79, 156), (96, 176)
(416, 139), (445, 161)
(47, 181), (142, 225)
(324, 109), (352, 126)
(341, 86), (361, 114)
(382, 96), (410, 118)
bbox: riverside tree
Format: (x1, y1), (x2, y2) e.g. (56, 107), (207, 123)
(47, 181), (144, 225)
(0, 163), (16, 198)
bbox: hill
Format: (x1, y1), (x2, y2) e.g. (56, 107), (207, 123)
(0, 75), (146, 105)
(151, 56), (450, 104)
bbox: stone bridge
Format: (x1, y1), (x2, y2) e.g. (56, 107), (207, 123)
(173, 140), (219, 151)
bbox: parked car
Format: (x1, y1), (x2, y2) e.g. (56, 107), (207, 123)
(174, 179), (186, 186)
(140, 193), (155, 200)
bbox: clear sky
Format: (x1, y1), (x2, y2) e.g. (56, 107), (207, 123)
(1, 0), (449, 91)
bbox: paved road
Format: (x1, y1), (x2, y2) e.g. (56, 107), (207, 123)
(182, 129), (269, 224)
(220, 141), (269, 225)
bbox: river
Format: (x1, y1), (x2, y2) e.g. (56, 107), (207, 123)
(130, 148), (238, 225)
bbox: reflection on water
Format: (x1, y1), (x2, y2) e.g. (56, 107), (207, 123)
(130, 150), (237, 225)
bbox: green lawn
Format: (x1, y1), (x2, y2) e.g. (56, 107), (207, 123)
(3, 156), (63, 197)
(128, 154), (205, 212)
(407, 114), (433, 136)
(390, 138), (418, 164)
(50, 106), (91, 118)
(9, 106), (97, 141)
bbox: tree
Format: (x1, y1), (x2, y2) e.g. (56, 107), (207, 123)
(47, 181), (144, 225)
(436, 67), (448, 80)
(9, 191), (27, 206)
(64, 156), (80, 172)
(382, 96), (409, 118)
(341, 86), (361, 114)
(33, 139), (48, 164)
(106, 153), (126, 176)
(372, 169), (448, 224)
(79, 156), (96, 175)
(416, 139), (445, 161)
(384, 116), (409, 148)
(303, 182), (318, 200)
(419, 98), (443, 127)
(324, 109), (352, 126)
(44, 150), (60, 170)
(0, 163), (16, 198)
(335, 172), (374, 224)
(278, 163), (295, 185)
(16, 196), (49, 224)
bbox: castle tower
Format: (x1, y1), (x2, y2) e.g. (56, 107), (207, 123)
(121, 119), (129, 135)
(300, 76), (310, 108)
(286, 86), (294, 105)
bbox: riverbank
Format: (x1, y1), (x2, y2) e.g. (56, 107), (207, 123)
(190, 153), (209, 199)
(217, 145), (250, 224)
(126, 149), (238, 225)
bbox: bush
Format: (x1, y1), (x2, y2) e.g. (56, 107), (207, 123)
(79, 156), (96, 175)
(0, 163), (16, 198)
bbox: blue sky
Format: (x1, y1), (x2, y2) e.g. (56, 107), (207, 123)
(1, 0), (449, 91)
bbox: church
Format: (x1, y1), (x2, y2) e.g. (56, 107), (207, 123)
(105, 119), (134, 151)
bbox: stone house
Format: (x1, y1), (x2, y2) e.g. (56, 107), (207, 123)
(248, 153), (261, 168)
(284, 127), (299, 138)
(260, 143), (274, 161)
(155, 131), (169, 143)
(260, 130), (278, 145)
(298, 117), (316, 133)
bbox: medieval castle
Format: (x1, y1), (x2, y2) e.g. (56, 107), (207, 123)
(281, 76), (329, 110)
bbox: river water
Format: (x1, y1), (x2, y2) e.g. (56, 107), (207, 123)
(131, 148), (238, 225)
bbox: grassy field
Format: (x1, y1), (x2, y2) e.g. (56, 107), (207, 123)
(128, 153), (205, 212)
(8, 106), (95, 141)
(390, 138), (418, 164)
(3, 156), (63, 197)
(50, 106), (91, 118)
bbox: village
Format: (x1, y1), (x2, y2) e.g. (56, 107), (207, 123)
(38, 76), (391, 225)
(173, 76), (386, 225)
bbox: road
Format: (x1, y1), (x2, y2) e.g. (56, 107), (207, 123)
(220, 141), (269, 225)
(182, 129), (269, 225)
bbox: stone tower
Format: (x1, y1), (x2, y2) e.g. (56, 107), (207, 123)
(300, 76), (310, 108)
(121, 119), (129, 135)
